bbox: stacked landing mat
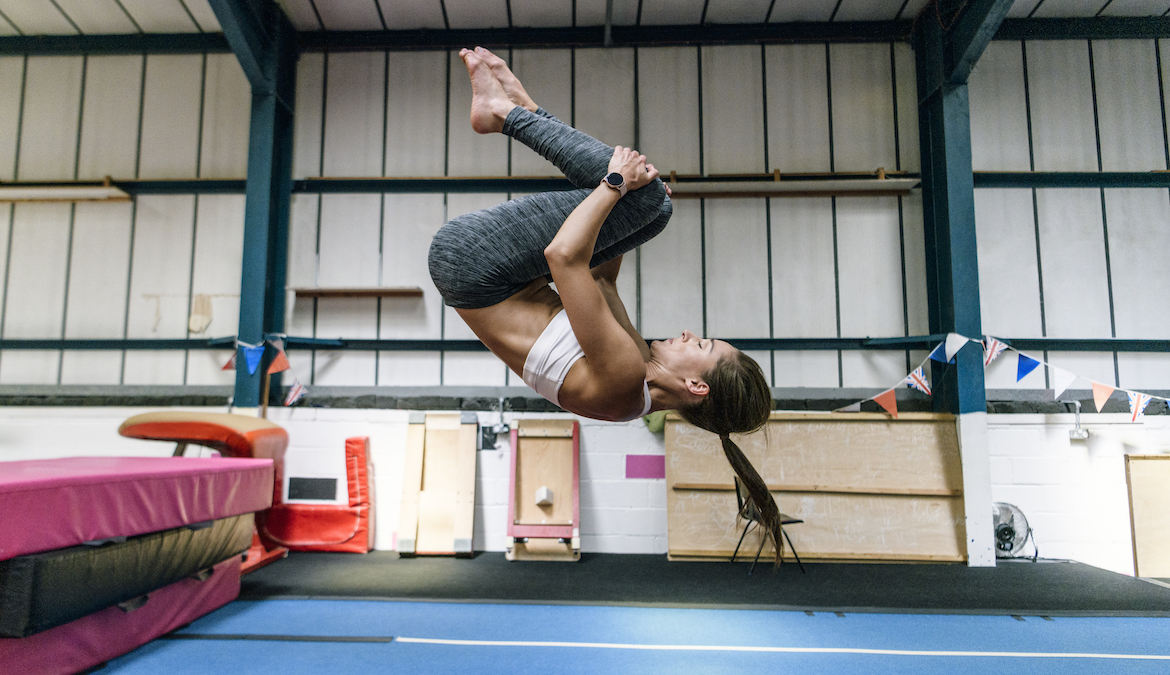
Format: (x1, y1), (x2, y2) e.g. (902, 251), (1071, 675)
(0, 456), (275, 675)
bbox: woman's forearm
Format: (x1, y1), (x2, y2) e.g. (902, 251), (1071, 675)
(544, 185), (621, 268)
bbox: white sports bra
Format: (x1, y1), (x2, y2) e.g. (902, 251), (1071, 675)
(522, 309), (652, 422)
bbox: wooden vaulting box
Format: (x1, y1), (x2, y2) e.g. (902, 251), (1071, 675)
(665, 412), (967, 562)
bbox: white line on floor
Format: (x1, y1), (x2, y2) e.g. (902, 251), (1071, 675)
(395, 637), (1170, 660)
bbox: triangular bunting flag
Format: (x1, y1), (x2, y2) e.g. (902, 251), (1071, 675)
(267, 349), (291, 374)
(945, 334), (970, 362)
(873, 389), (898, 419)
(221, 351), (236, 371)
(243, 345), (265, 375)
(904, 367), (932, 396)
(982, 337), (1008, 366)
(1051, 367), (1078, 400)
(1127, 391), (1151, 422)
(835, 401), (862, 413)
(1091, 382), (1115, 413)
(929, 343), (953, 364)
(284, 377), (307, 406)
(1016, 353), (1041, 382)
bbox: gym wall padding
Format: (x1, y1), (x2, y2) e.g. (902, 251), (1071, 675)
(0, 514), (252, 638)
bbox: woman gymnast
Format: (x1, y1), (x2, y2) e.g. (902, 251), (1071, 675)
(429, 47), (786, 564)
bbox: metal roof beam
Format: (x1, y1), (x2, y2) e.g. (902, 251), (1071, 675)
(946, 0), (1014, 83)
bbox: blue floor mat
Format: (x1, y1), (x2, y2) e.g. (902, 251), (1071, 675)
(103, 599), (1170, 675)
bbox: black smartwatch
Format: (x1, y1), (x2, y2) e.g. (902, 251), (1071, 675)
(602, 171), (627, 197)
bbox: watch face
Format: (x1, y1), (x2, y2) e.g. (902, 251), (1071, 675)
(606, 172), (623, 187)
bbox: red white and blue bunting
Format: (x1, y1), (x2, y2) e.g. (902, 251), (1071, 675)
(221, 337), (309, 407)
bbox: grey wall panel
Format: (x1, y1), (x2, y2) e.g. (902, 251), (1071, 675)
(1104, 188), (1170, 389)
(640, 200), (703, 339)
(0, 57), (23, 181)
(122, 195), (195, 384)
(765, 44), (830, 173)
(442, 351), (508, 386)
(59, 202), (133, 385)
(323, 52), (386, 178)
(975, 189), (1045, 389)
(376, 0), (446, 29)
(840, 350), (913, 389)
(317, 194), (382, 287)
(188, 194), (244, 343)
(1030, 0), (1113, 18)
(509, 49), (572, 177)
(770, 197), (839, 387)
(1008, 0), (1044, 17)
(286, 194), (319, 288)
(380, 194), (444, 339)
(444, 0), (509, 29)
(138, 55), (202, 180)
(0, 0), (75, 34)
(55, 0), (138, 34)
(0, 19), (14, 37)
(277, 0), (322, 31)
(384, 51), (447, 177)
(313, 298), (377, 386)
(447, 52), (509, 176)
(901, 194), (929, 337)
(287, 295), (314, 383)
(830, 44), (898, 173)
(704, 0), (772, 24)
(118, 0), (200, 32)
(1025, 41), (1098, 172)
(0, 203), (69, 384)
(639, 0), (706, 25)
(1102, 0), (1170, 16)
(575, 48), (636, 153)
(638, 47), (701, 175)
(576, 0), (639, 26)
(510, 0), (573, 27)
(701, 45), (765, 174)
(769, 1), (835, 22)
(704, 199), (770, 338)
(313, 0), (383, 30)
(77, 55), (142, 181)
(1036, 189), (1112, 338)
(292, 53), (324, 180)
(894, 42), (920, 173)
(199, 54), (250, 179)
(1092, 40), (1164, 172)
(184, 0), (221, 32)
(378, 352), (441, 386)
(969, 42), (1031, 171)
(17, 56), (82, 181)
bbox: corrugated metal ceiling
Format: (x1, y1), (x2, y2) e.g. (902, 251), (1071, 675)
(0, 0), (1167, 37)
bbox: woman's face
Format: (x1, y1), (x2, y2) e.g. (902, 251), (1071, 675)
(652, 329), (736, 379)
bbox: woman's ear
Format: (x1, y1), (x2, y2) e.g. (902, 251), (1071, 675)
(685, 378), (709, 397)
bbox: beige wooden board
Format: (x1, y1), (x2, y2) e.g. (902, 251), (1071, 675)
(515, 419), (575, 526)
(1126, 455), (1170, 578)
(665, 413), (965, 562)
(396, 421), (425, 552)
(507, 538), (580, 562)
(416, 490), (455, 554)
(410, 414), (478, 555)
(453, 421), (478, 551)
(667, 489), (965, 561)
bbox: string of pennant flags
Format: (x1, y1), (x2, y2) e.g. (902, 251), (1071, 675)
(222, 337), (307, 406)
(833, 333), (1168, 423)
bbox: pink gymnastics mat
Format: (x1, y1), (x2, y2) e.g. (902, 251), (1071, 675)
(0, 456), (273, 560)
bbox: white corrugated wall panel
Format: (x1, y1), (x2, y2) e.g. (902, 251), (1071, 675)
(1092, 40), (1164, 172)
(376, 0), (445, 29)
(118, 0), (200, 32)
(0, 203), (70, 384)
(703, 199), (770, 340)
(640, 201), (704, 339)
(0, 57), (25, 182)
(55, 0), (138, 34)
(893, 43), (919, 172)
(765, 44), (830, 173)
(704, 0), (772, 24)
(1025, 41), (1099, 172)
(637, 47), (701, 175)
(969, 41), (1031, 171)
(0, 0), (75, 34)
(292, 53), (324, 179)
(829, 44), (898, 173)
(509, 0), (573, 27)
(323, 52), (385, 178)
(59, 202), (133, 384)
(384, 51), (447, 177)
(138, 55), (202, 180)
(443, 0), (509, 29)
(313, 0), (383, 30)
(122, 195), (195, 384)
(312, 297), (377, 386)
(17, 56), (82, 181)
(574, 48), (636, 154)
(76, 55), (142, 181)
(199, 54), (250, 179)
(701, 45), (764, 175)
(185, 194), (244, 385)
(639, 0), (705, 24)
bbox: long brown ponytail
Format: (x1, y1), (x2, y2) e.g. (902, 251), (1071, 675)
(677, 351), (783, 566)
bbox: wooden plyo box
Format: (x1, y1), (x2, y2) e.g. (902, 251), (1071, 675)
(398, 412), (478, 556)
(665, 412), (967, 563)
(506, 419), (580, 562)
(1126, 454), (1170, 578)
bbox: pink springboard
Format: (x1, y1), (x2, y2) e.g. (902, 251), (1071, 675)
(0, 456), (273, 560)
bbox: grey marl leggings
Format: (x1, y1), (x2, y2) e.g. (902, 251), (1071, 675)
(428, 106), (672, 309)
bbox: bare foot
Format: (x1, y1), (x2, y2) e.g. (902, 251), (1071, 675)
(474, 46), (539, 113)
(460, 48), (514, 134)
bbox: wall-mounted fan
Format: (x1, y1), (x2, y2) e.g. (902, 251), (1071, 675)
(993, 502), (1038, 561)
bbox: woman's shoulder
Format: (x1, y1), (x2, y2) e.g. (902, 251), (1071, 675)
(558, 355), (648, 421)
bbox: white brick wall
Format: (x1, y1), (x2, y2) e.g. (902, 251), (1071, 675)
(1, 405), (1165, 569)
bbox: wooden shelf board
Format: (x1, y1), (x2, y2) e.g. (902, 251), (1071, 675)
(671, 483), (962, 497)
(291, 287), (424, 298)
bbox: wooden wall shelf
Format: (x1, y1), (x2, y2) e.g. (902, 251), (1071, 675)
(291, 287), (423, 298)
